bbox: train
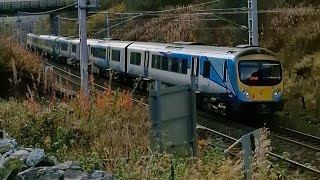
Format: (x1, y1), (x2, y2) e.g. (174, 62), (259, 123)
(26, 33), (284, 115)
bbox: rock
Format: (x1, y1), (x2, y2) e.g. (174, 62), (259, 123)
(90, 170), (105, 178)
(17, 167), (47, 180)
(89, 170), (114, 180)
(26, 149), (45, 167)
(55, 161), (80, 170)
(0, 157), (24, 180)
(37, 155), (58, 167)
(38, 169), (64, 180)
(0, 139), (17, 154)
(0, 149), (14, 166)
(11, 149), (31, 163)
(64, 169), (84, 180)
(0, 138), (113, 179)
(80, 172), (91, 180)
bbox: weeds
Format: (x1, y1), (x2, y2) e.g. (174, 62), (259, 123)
(0, 36), (42, 75)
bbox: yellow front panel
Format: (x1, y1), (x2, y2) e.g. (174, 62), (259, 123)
(237, 54), (283, 101)
(238, 83), (283, 101)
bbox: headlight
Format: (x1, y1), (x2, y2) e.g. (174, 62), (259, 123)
(274, 89), (281, 96)
(242, 90), (250, 97)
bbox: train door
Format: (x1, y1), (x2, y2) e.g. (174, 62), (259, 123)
(144, 51), (150, 77)
(223, 59), (229, 93)
(106, 47), (111, 69)
(202, 58), (212, 92)
(191, 56), (200, 90)
(54, 39), (59, 57)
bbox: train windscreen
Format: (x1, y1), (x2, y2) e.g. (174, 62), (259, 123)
(238, 60), (282, 86)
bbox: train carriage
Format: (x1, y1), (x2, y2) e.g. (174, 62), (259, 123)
(26, 33), (284, 114)
(55, 36), (72, 61)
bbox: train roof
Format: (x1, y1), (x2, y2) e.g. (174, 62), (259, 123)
(128, 42), (276, 58)
(26, 33), (276, 58)
(39, 35), (59, 40)
(127, 42), (173, 51)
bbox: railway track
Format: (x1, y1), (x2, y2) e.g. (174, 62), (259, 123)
(38, 60), (320, 177)
(271, 126), (320, 152)
(41, 59), (148, 105)
(197, 113), (320, 177)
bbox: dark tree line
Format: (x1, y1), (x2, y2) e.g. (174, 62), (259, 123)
(100, 0), (318, 11)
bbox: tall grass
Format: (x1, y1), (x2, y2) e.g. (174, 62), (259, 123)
(0, 66), (313, 179)
(0, 85), (308, 179)
(0, 36), (43, 74)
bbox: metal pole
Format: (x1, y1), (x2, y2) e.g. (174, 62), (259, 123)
(107, 10), (110, 38)
(57, 16), (61, 36)
(17, 13), (23, 45)
(78, 0), (89, 98)
(154, 80), (163, 152)
(120, 13), (123, 31)
(248, 0), (258, 45)
(190, 67), (197, 157)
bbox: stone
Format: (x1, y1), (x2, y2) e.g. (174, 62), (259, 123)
(37, 155), (58, 167)
(80, 172), (90, 180)
(0, 139), (113, 179)
(0, 157), (25, 180)
(26, 148), (45, 167)
(11, 149), (31, 163)
(64, 169), (84, 180)
(0, 149), (14, 166)
(89, 170), (113, 180)
(17, 167), (47, 180)
(90, 170), (105, 178)
(55, 161), (80, 170)
(38, 169), (64, 180)
(0, 139), (17, 154)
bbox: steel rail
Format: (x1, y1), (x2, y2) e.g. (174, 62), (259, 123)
(271, 134), (320, 152)
(43, 60), (148, 106)
(275, 126), (320, 141)
(197, 123), (320, 175)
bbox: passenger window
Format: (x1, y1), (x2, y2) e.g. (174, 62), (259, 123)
(152, 55), (157, 68)
(181, 59), (188, 74)
(136, 53), (141, 65)
(111, 50), (121, 62)
(203, 60), (211, 78)
(72, 45), (77, 53)
(161, 56), (169, 71)
(223, 60), (228, 82)
(130, 52), (142, 65)
(156, 56), (161, 69)
(91, 47), (106, 59)
(171, 58), (179, 73)
(101, 49), (106, 59)
(61, 42), (68, 51)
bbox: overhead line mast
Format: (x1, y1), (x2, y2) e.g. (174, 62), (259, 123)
(248, 0), (259, 45)
(78, 0), (89, 98)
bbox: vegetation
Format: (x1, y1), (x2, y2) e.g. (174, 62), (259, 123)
(0, 84), (309, 179)
(0, 36), (42, 74)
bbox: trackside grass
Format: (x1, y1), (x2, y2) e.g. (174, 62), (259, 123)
(0, 87), (314, 179)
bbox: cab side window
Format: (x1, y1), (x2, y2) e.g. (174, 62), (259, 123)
(203, 60), (211, 78)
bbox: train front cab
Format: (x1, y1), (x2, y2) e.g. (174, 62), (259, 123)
(233, 52), (284, 114)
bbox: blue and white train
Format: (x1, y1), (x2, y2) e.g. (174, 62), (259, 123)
(26, 33), (284, 114)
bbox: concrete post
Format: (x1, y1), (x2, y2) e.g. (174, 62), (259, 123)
(78, 0), (89, 98)
(248, 0), (258, 45)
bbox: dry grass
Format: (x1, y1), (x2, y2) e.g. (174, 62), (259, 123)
(0, 36), (43, 75)
(0, 88), (295, 179)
